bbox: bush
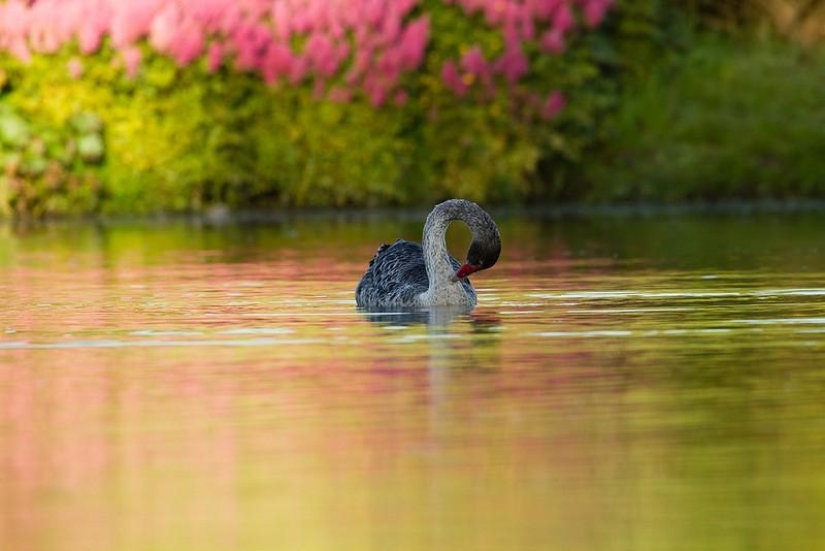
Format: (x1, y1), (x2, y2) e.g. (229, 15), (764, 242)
(583, 33), (825, 201)
(0, 98), (104, 217)
(0, 0), (615, 216)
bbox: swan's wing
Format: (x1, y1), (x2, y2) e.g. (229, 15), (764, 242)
(356, 240), (429, 307)
(355, 239), (473, 308)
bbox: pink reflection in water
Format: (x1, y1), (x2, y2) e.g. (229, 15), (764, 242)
(0, 233), (614, 548)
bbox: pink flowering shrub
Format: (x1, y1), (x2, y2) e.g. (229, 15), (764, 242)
(0, 0), (615, 214)
(1, 0), (610, 110)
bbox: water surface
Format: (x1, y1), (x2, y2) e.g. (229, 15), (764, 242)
(1, 209), (824, 550)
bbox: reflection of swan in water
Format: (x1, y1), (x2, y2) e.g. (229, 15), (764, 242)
(356, 199), (501, 308)
(359, 305), (473, 326)
(359, 305), (501, 330)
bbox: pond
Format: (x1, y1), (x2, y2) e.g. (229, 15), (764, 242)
(1, 206), (824, 550)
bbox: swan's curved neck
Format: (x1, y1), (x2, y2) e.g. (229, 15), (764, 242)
(419, 202), (469, 305)
(422, 211), (455, 289)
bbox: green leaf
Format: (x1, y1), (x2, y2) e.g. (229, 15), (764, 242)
(69, 112), (103, 134)
(0, 111), (30, 147)
(77, 134), (104, 162)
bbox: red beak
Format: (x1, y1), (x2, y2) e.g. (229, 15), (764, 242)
(454, 263), (479, 280)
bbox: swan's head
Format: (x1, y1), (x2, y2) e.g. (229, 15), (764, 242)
(454, 224), (501, 281)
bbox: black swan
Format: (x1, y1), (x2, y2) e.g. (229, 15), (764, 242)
(356, 199), (501, 308)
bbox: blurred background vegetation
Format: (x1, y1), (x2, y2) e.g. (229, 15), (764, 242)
(586, 0), (825, 201)
(0, 0), (824, 218)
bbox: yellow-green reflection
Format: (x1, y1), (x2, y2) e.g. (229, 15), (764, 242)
(1, 212), (824, 550)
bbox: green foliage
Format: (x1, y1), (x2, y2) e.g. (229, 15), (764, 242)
(0, 98), (104, 217)
(402, 4), (532, 203)
(583, 34), (825, 201)
(223, 86), (411, 208)
(413, 1), (614, 203)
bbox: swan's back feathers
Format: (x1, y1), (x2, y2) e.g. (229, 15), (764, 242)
(356, 239), (473, 308)
(356, 240), (427, 308)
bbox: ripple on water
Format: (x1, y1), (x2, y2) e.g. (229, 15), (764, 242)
(0, 337), (329, 349)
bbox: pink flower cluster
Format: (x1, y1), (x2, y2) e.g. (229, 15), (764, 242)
(441, 0), (612, 118)
(0, 0), (611, 112)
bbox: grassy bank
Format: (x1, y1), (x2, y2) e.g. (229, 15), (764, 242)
(583, 33), (825, 201)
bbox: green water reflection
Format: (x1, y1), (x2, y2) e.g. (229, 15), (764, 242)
(1, 210), (824, 550)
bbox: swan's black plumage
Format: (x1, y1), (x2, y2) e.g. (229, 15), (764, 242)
(355, 239), (474, 308)
(355, 199), (499, 308)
